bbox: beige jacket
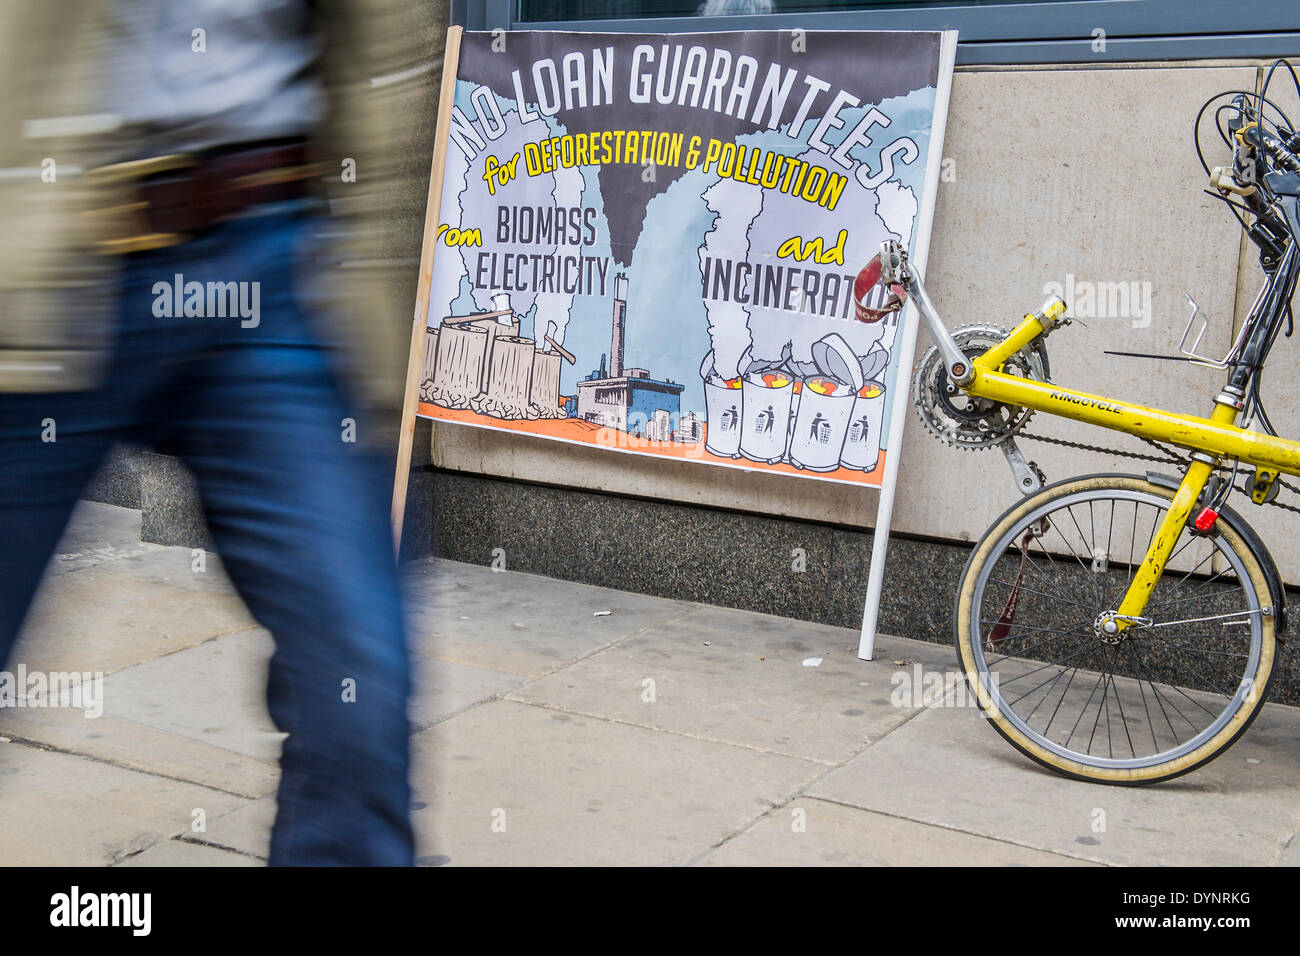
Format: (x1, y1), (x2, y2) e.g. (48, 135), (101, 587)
(0, 0), (444, 443)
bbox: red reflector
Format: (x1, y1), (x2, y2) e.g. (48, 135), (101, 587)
(1194, 507), (1219, 532)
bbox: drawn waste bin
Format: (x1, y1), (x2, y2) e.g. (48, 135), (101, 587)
(839, 343), (890, 472)
(840, 380), (886, 471)
(740, 369), (795, 464)
(701, 350), (743, 459)
(788, 333), (864, 472)
(784, 379), (803, 462)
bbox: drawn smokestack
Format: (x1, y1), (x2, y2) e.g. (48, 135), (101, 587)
(610, 274), (628, 378)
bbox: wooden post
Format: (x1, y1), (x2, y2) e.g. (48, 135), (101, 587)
(391, 25), (463, 552)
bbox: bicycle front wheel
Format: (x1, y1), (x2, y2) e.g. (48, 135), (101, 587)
(956, 474), (1277, 784)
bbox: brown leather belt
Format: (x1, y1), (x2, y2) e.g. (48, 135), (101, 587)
(88, 140), (321, 255)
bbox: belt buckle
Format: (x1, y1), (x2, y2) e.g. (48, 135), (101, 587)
(85, 153), (197, 255)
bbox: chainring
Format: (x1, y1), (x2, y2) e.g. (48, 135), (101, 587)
(913, 324), (1050, 450)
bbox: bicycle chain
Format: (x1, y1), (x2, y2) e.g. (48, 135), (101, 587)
(1016, 430), (1300, 516)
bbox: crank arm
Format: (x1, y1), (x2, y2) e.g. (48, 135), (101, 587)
(1000, 438), (1045, 495)
(879, 241), (974, 386)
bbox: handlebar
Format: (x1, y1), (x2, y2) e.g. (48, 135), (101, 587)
(1256, 128), (1300, 174)
(1208, 91), (1300, 200)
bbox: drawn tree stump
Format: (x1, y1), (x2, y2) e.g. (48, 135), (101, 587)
(471, 335), (535, 419)
(429, 323), (488, 409)
(529, 349), (563, 419)
(418, 327), (439, 403)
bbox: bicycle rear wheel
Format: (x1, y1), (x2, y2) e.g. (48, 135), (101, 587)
(956, 474), (1277, 784)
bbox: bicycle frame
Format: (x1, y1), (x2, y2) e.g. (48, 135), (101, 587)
(971, 318), (1279, 625)
(972, 321), (1300, 478)
(889, 230), (1300, 630)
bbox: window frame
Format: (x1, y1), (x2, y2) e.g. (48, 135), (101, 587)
(450, 0), (1300, 65)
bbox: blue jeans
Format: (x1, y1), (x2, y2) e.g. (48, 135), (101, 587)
(0, 201), (414, 865)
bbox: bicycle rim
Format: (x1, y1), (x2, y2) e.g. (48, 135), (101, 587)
(956, 475), (1276, 784)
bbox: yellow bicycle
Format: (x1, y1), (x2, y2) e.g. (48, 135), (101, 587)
(859, 63), (1300, 783)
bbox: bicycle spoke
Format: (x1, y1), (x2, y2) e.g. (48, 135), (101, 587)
(966, 480), (1269, 774)
(1107, 645), (1137, 757)
(1003, 643), (1102, 702)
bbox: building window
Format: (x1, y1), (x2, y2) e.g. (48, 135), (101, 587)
(520, 1), (1071, 20)
(448, 0), (1300, 65)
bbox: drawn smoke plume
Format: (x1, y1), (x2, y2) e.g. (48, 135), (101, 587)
(698, 177), (762, 380)
(530, 161), (585, 352)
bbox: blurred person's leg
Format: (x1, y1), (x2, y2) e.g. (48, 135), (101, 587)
(0, 272), (178, 655)
(2, 197), (412, 864)
(0, 393), (116, 653)
(156, 201), (413, 866)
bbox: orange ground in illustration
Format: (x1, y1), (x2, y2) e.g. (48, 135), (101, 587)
(417, 403), (887, 486)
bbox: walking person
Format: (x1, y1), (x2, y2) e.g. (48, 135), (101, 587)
(0, 0), (436, 865)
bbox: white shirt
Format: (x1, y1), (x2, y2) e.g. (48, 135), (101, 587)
(104, 0), (325, 156)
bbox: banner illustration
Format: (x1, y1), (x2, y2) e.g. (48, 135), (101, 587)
(416, 29), (950, 486)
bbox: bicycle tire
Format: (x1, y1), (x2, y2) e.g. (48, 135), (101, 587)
(955, 474), (1277, 785)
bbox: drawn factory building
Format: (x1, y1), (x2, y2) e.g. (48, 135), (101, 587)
(419, 292), (575, 420)
(575, 275), (683, 438)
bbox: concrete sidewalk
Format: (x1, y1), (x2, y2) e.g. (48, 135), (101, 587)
(2, 500), (1298, 866)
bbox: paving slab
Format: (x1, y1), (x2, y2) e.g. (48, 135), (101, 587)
(47, 500), (157, 574)
(12, 546), (255, 676)
(697, 797), (1096, 866)
(409, 652), (528, 731)
(1278, 832), (1300, 866)
(100, 628), (284, 762)
(98, 623), (525, 743)
(0, 707), (278, 799)
(0, 740), (248, 866)
(404, 558), (698, 677)
(807, 694), (1300, 866)
(410, 698), (821, 866)
(116, 839), (260, 867)
(12, 501), (1300, 867)
(179, 795), (275, 860)
(510, 605), (956, 764)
